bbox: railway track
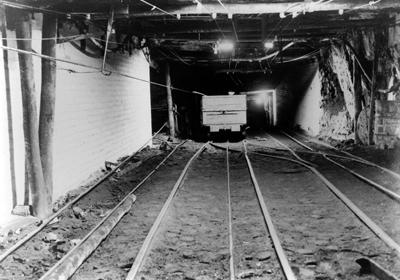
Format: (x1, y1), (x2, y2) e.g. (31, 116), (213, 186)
(244, 140), (400, 279)
(0, 138), (195, 279)
(2, 136), (400, 279)
(263, 132), (400, 244)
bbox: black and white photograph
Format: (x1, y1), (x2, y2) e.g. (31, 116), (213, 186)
(1, 0), (400, 279)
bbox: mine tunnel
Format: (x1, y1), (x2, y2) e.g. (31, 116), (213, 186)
(1, 1), (400, 280)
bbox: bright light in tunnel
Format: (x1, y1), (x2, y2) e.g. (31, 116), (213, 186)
(216, 39), (235, 54)
(255, 94), (265, 106)
(264, 40), (274, 49)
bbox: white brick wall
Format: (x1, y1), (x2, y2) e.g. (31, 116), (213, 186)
(0, 19), (152, 222)
(53, 44), (152, 199)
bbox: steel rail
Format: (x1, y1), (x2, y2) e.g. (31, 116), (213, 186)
(210, 142), (309, 168)
(280, 130), (314, 151)
(0, 122), (168, 264)
(265, 134), (314, 166)
(39, 140), (187, 280)
(278, 132), (400, 203)
(292, 131), (400, 180)
(125, 142), (208, 280)
(226, 143), (235, 280)
(243, 141), (298, 280)
(39, 195), (137, 280)
(323, 155), (400, 203)
(250, 138), (387, 167)
(264, 133), (400, 255)
(295, 149), (384, 165)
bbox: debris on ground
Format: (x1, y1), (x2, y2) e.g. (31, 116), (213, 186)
(43, 232), (59, 243)
(72, 206), (86, 219)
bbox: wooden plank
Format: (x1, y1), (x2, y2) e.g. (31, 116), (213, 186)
(243, 141), (297, 280)
(202, 95), (247, 111)
(125, 143), (208, 280)
(133, 1), (400, 16)
(202, 111), (246, 125)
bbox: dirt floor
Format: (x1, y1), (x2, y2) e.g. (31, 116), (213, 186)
(0, 139), (200, 279)
(1, 133), (400, 280)
(298, 133), (400, 173)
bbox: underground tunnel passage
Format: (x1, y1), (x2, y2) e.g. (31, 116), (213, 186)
(1, 1), (400, 280)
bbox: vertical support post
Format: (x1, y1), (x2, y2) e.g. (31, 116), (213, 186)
(15, 9), (50, 219)
(39, 13), (57, 206)
(165, 63), (175, 138)
(0, 5), (17, 208)
(101, 8), (114, 73)
(272, 90), (277, 126)
(353, 57), (362, 144)
(368, 49), (378, 145)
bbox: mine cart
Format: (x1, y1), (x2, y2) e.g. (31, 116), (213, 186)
(201, 95), (247, 136)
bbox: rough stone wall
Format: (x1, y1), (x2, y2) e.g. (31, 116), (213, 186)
(375, 100), (400, 149)
(318, 43), (354, 140)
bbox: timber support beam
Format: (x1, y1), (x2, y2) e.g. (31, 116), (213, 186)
(15, 9), (51, 219)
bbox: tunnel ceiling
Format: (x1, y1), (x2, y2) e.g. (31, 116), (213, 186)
(5, 0), (400, 70)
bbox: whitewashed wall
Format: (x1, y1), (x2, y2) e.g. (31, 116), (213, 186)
(294, 70), (322, 136)
(53, 44), (152, 198)
(0, 17), (152, 223)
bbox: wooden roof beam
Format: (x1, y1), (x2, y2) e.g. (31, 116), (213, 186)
(142, 18), (388, 35)
(133, 1), (400, 17)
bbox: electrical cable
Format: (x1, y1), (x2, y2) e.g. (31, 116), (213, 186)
(0, 44), (206, 96)
(276, 48), (321, 64)
(0, 0), (74, 17)
(231, 19), (238, 41)
(2, 34), (86, 41)
(139, 0), (176, 18)
(215, 0), (229, 14)
(194, 0), (226, 39)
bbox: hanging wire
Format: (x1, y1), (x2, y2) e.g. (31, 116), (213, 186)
(0, 0), (118, 37)
(351, 0), (381, 11)
(139, 0), (176, 18)
(0, 0), (75, 17)
(231, 19), (238, 41)
(0, 44), (206, 96)
(194, 0), (226, 39)
(2, 34), (85, 41)
(276, 48), (321, 64)
(215, 0), (229, 13)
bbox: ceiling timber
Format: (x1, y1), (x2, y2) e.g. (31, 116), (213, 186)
(3, 0), (400, 66)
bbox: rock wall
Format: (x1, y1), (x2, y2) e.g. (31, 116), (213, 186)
(374, 100), (400, 149)
(318, 43), (354, 140)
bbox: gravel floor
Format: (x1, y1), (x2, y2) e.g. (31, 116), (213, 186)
(1, 134), (400, 280)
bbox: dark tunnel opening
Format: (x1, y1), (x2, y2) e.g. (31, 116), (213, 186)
(151, 59), (319, 140)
